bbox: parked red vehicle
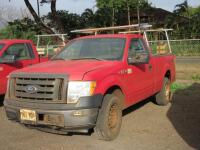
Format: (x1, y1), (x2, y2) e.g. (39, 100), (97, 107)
(4, 26), (176, 140)
(0, 39), (48, 95)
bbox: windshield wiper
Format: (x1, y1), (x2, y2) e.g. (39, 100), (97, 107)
(69, 57), (104, 61)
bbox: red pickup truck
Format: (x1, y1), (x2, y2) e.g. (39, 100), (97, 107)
(0, 39), (48, 95)
(4, 33), (175, 140)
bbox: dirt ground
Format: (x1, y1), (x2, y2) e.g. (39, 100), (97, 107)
(0, 58), (200, 150)
(176, 57), (200, 81)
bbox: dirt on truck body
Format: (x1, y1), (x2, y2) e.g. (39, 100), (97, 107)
(4, 24), (176, 141)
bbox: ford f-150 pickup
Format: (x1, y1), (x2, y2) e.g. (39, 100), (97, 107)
(0, 39), (48, 95)
(4, 28), (175, 140)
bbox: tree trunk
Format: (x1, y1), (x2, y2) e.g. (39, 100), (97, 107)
(51, 0), (64, 33)
(112, 7), (115, 26)
(24, 0), (55, 34)
(111, 8), (115, 33)
(126, 0), (130, 25)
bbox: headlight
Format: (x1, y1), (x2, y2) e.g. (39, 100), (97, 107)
(67, 81), (96, 104)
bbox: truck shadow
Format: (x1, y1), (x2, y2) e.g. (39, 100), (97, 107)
(167, 83), (200, 149)
(0, 95), (4, 107)
(122, 98), (151, 116)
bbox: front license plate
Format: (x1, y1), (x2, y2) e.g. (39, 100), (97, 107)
(20, 109), (36, 122)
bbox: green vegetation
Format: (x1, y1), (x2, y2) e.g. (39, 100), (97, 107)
(170, 83), (189, 92)
(149, 40), (200, 56)
(191, 74), (200, 81)
(0, 0), (200, 55)
(0, 18), (41, 43)
(171, 41), (200, 56)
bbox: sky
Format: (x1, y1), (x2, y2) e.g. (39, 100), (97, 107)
(1, 0), (200, 15)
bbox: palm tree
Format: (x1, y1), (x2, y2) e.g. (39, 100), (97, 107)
(81, 9), (95, 27)
(174, 0), (190, 18)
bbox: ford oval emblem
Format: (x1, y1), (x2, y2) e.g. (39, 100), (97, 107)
(25, 85), (38, 94)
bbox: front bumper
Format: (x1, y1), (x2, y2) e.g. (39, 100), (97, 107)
(4, 94), (103, 133)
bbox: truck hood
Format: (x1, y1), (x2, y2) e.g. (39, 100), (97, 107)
(14, 60), (118, 80)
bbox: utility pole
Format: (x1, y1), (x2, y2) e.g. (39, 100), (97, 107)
(37, 0), (40, 17)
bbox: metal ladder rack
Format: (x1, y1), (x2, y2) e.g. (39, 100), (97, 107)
(120, 29), (173, 53)
(71, 23), (152, 35)
(71, 24), (173, 53)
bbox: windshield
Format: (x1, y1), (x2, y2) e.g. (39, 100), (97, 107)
(0, 44), (5, 51)
(52, 38), (126, 61)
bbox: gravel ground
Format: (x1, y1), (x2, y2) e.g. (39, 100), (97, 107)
(0, 82), (200, 150)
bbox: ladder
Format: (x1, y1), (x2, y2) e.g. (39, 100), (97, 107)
(71, 23), (152, 35)
(71, 24), (173, 53)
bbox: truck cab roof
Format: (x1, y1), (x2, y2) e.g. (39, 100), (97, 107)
(0, 39), (32, 44)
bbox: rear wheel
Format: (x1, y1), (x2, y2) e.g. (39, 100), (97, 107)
(94, 94), (122, 141)
(155, 77), (172, 106)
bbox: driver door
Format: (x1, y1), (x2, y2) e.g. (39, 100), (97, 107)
(124, 38), (154, 106)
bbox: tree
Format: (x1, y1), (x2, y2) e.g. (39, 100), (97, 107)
(174, 0), (189, 17)
(24, 0), (55, 34)
(40, 0), (64, 33)
(97, 0), (124, 26)
(44, 10), (82, 37)
(189, 6), (200, 38)
(0, 18), (40, 42)
(172, 1), (200, 38)
(81, 9), (95, 27)
(94, 8), (113, 27)
(96, 0), (150, 25)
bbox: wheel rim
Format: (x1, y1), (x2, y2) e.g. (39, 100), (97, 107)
(165, 82), (171, 101)
(108, 103), (118, 130)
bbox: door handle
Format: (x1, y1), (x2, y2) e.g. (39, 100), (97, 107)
(148, 64), (153, 71)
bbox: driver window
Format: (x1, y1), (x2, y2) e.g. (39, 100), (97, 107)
(129, 39), (145, 57)
(130, 39), (145, 51)
(2, 43), (32, 60)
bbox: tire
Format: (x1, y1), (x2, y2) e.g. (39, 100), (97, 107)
(94, 94), (122, 141)
(155, 77), (172, 106)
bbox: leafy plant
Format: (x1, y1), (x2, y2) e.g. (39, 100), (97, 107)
(191, 74), (200, 81)
(170, 83), (189, 92)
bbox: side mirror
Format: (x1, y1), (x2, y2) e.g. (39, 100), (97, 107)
(128, 51), (149, 64)
(0, 55), (16, 64)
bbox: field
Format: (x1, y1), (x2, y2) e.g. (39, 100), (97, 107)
(176, 57), (200, 81)
(0, 57), (200, 150)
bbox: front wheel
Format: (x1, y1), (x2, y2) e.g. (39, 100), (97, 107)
(94, 94), (122, 141)
(155, 77), (172, 106)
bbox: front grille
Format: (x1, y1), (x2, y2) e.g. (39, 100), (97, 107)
(10, 73), (68, 103)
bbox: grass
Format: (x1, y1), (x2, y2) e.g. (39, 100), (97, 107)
(191, 74), (200, 81)
(170, 83), (189, 92)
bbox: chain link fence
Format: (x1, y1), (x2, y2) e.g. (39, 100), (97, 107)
(149, 39), (200, 56)
(170, 39), (200, 56)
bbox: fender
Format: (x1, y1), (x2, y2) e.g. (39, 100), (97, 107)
(155, 63), (171, 93)
(95, 74), (127, 99)
(156, 63), (171, 92)
(163, 64), (171, 79)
